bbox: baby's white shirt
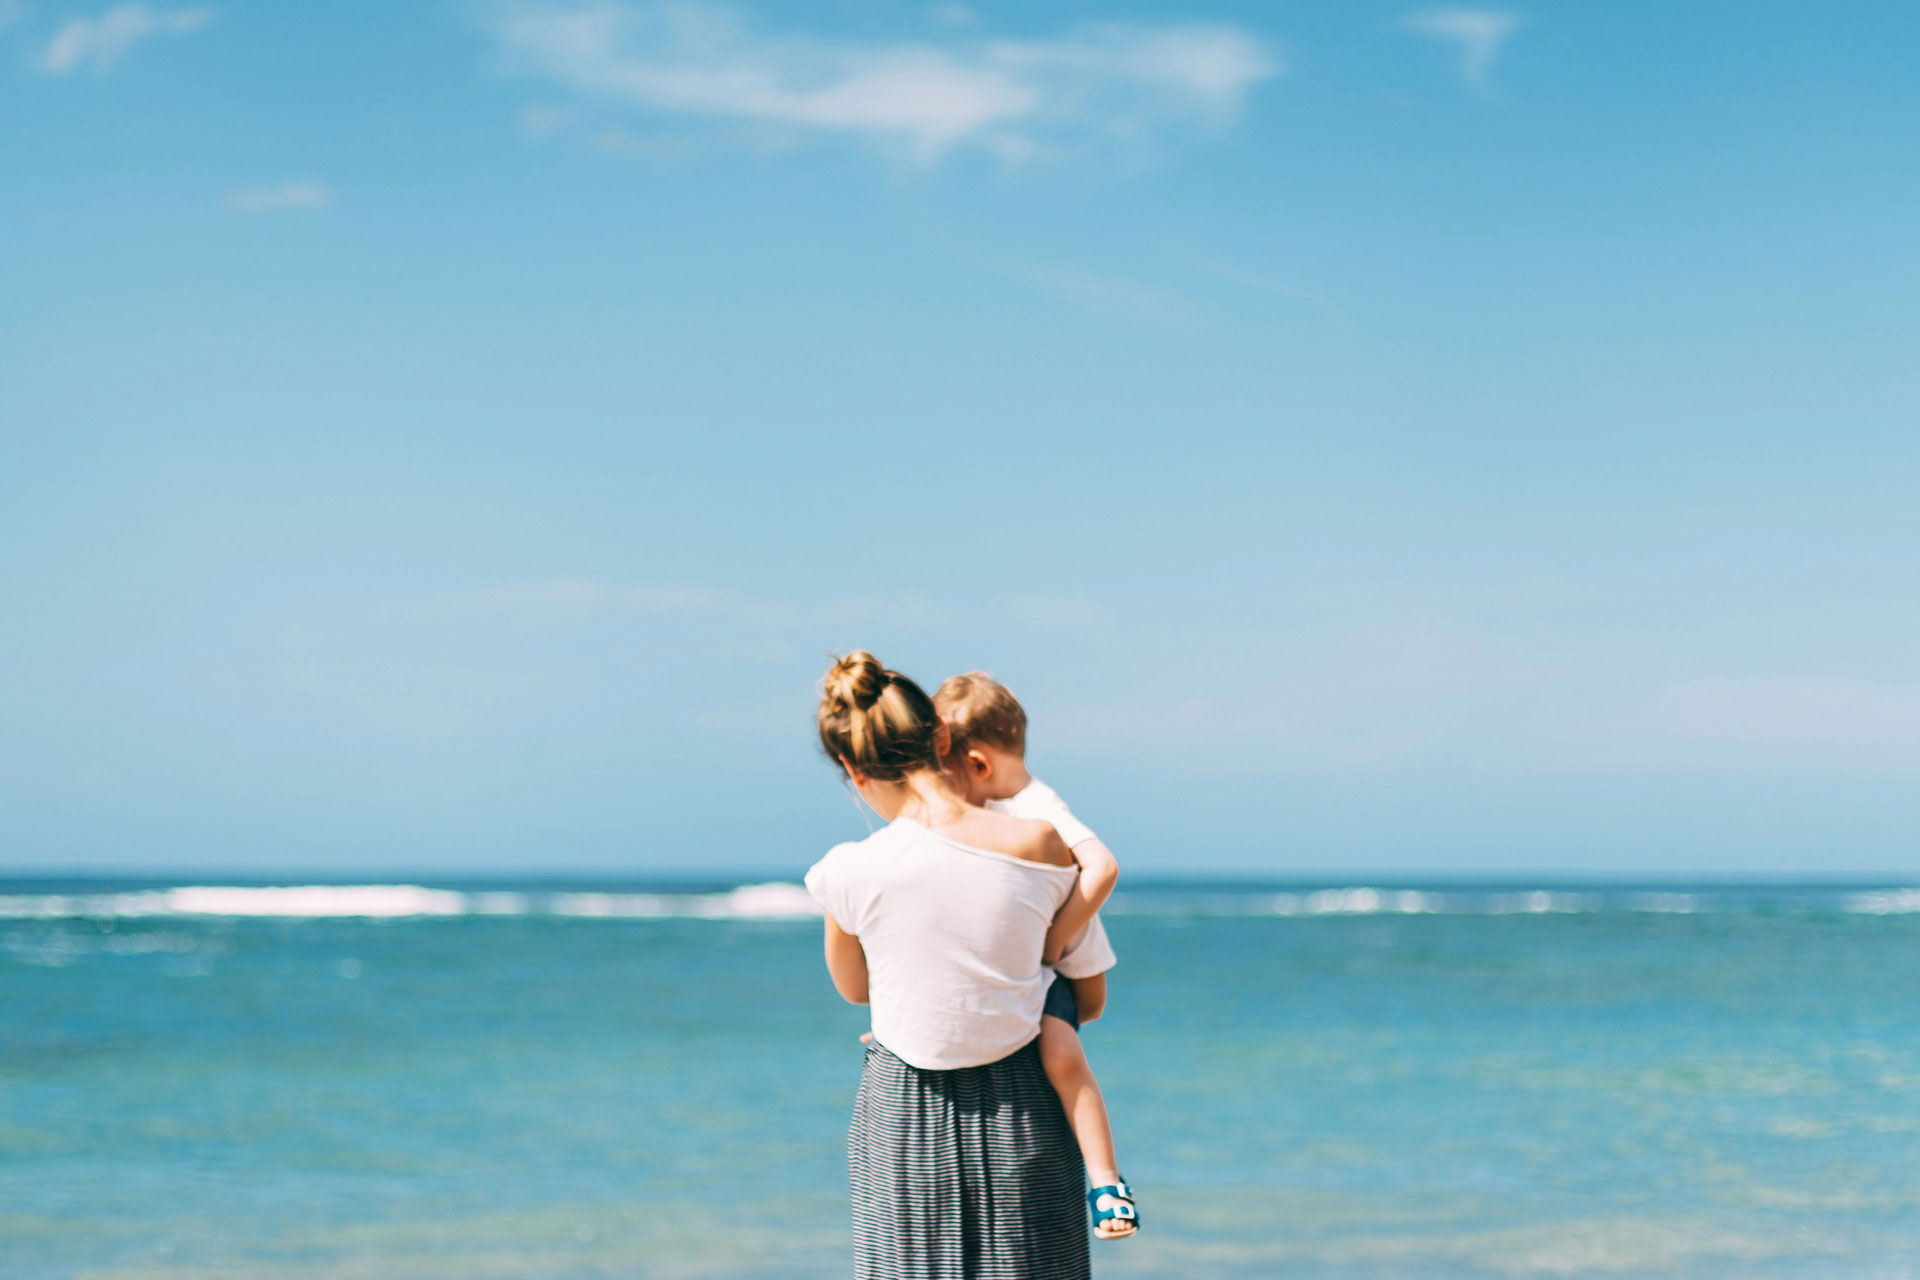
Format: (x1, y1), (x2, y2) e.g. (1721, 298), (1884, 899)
(988, 777), (1116, 979)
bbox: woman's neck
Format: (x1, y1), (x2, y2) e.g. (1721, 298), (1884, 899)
(863, 769), (969, 828)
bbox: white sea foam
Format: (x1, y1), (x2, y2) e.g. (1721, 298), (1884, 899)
(0, 885), (467, 918)
(4, 882), (1908, 921)
(547, 883), (823, 919)
(1259, 888), (1603, 916)
(169, 885), (469, 916)
(1633, 892), (1699, 913)
(1487, 890), (1591, 914)
(1266, 889), (1443, 916)
(0, 882), (822, 921)
(711, 882), (824, 918)
(1846, 888), (1920, 915)
(546, 892), (673, 918)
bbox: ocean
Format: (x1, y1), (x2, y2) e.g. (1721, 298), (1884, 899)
(4, 878), (1919, 1279)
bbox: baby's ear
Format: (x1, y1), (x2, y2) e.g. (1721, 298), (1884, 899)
(966, 748), (992, 777)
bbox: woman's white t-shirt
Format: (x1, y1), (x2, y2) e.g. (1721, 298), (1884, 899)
(805, 817), (1118, 1071)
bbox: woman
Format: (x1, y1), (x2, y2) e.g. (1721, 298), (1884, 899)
(805, 651), (1110, 1280)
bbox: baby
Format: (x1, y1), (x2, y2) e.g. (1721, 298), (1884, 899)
(933, 672), (1139, 1241)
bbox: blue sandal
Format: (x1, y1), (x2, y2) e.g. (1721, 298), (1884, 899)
(1088, 1180), (1139, 1239)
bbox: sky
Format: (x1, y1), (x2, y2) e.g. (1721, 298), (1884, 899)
(3, 1), (1918, 877)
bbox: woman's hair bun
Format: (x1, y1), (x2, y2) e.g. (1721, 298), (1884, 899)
(817, 650), (941, 782)
(824, 650), (888, 712)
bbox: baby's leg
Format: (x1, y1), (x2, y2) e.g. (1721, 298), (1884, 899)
(1040, 1014), (1121, 1188)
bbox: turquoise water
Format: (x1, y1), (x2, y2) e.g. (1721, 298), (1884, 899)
(5, 879), (1920, 1279)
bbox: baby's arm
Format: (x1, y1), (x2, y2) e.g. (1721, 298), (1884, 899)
(1070, 973), (1107, 1024)
(822, 916), (870, 1005)
(1042, 837), (1119, 965)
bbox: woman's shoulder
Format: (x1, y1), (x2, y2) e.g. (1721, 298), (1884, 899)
(946, 809), (1075, 868)
(818, 818), (920, 866)
(806, 820), (923, 916)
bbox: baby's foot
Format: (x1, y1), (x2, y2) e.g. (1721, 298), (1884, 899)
(1088, 1180), (1139, 1240)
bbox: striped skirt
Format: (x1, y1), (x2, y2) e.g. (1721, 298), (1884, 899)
(849, 1038), (1089, 1280)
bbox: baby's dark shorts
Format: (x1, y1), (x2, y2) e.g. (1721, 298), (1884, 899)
(1042, 972), (1080, 1030)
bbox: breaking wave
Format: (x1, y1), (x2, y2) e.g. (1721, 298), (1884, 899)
(0, 882), (825, 921)
(2, 882), (1917, 921)
(1845, 888), (1920, 915)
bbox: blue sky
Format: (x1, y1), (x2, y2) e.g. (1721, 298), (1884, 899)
(4, 1), (1917, 876)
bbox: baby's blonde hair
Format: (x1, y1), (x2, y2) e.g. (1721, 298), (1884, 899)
(932, 671), (1028, 756)
(817, 651), (941, 781)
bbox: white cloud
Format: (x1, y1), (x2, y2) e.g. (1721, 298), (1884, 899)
(39, 3), (211, 75)
(990, 24), (1275, 111)
(491, 2), (1277, 161)
(1399, 7), (1523, 89)
(226, 180), (333, 213)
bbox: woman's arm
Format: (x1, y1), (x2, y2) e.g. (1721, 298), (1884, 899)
(1041, 837), (1119, 965)
(823, 915), (870, 1005)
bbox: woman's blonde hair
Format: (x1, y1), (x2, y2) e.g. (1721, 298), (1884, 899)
(817, 651), (941, 781)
